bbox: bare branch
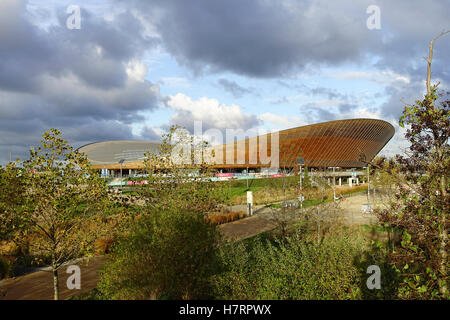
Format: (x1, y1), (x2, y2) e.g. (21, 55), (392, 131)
(426, 30), (450, 95)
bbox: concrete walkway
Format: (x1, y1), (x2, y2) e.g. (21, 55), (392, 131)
(0, 256), (106, 300)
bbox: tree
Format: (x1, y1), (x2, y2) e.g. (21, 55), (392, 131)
(0, 129), (107, 300)
(373, 33), (449, 299)
(98, 209), (221, 299)
(140, 125), (225, 214)
(98, 125), (223, 299)
(0, 162), (29, 243)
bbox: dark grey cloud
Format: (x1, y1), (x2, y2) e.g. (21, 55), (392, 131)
(2, 0), (450, 163)
(133, 0), (449, 80)
(379, 81), (425, 119)
(269, 96), (290, 105)
(131, 0), (371, 78)
(300, 104), (338, 123)
(299, 102), (367, 125)
(338, 103), (359, 114)
(0, 0), (161, 163)
(139, 126), (162, 142)
(276, 80), (309, 91)
(127, 0), (449, 119)
(217, 78), (255, 98)
(309, 87), (348, 101)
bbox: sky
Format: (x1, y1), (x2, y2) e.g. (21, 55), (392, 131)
(0, 0), (449, 164)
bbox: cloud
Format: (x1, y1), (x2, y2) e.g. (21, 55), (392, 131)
(266, 96), (291, 105)
(379, 80), (425, 119)
(259, 113), (306, 129)
(158, 77), (190, 88)
(128, 0), (373, 77)
(126, 60), (149, 82)
(0, 0), (161, 163)
(166, 93), (261, 132)
(297, 100), (377, 125)
(334, 71), (411, 85)
(2, 0), (449, 162)
(138, 126), (163, 142)
(126, 0), (449, 82)
(217, 78), (255, 98)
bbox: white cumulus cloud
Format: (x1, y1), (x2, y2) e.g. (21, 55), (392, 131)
(166, 93), (260, 131)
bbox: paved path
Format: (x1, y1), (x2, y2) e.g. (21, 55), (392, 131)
(0, 257), (106, 300)
(219, 193), (378, 240)
(0, 194), (377, 300)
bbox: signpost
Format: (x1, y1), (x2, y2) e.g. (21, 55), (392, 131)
(247, 191), (253, 216)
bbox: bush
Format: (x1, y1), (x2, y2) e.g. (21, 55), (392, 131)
(95, 237), (116, 254)
(98, 209), (221, 299)
(0, 257), (12, 280)
(208, 211), (246, 225)
(69, 288), (106, 300)
(211, 231), (365, 300)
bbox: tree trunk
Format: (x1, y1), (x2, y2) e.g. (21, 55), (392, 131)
(53, 267), (59, 300)
(439, 171), (448, 297)
(425, 33), (448, 297)
(426, 40), (433, 95)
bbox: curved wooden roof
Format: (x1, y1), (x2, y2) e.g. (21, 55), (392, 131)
(79, 119), (394, 169)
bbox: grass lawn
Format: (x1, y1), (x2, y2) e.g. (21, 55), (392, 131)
(220, 175), (300, 198)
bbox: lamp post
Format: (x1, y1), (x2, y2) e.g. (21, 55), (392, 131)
(332, 166), (336, 202)
(297, 157), (305, 214)
(367, 165), (370, 208)
(246, 166), (249, 189)
(119, 159), (125, 193)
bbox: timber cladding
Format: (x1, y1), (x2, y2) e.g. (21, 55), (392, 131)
(78, 118), (394, 170)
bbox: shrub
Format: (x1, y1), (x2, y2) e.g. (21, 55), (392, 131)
(208, 211), (246, 225)
(211, 231), (365, 300)
(69, 288), (106, 300)
(98, 209), (222, 299)
(95, 237), (116, 254)
(0, 257), (12, 280)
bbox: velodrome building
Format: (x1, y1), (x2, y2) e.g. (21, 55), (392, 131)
(78, 119), (394, 177)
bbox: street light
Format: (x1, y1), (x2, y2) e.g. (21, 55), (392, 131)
(297, 157), (305, 213)
(119, 159), (125, 192)
(246, 166), (249, 189)
(367, 164), (371, 208)
(332, 166), (336, 201)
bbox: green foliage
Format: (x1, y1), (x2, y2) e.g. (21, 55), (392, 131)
(98, 209), (221, 300)
(0, 163), (29, 242)
(98, 126), (226, 300)
(69, 288), (106, 300)
(376, 85), (449, 299)
(211, 232), (365, 300)
(303, 167), (311, 188)
(0, 128), (109, 299)
(353, 227), (400, 300)
(140, 125), (226, 214)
